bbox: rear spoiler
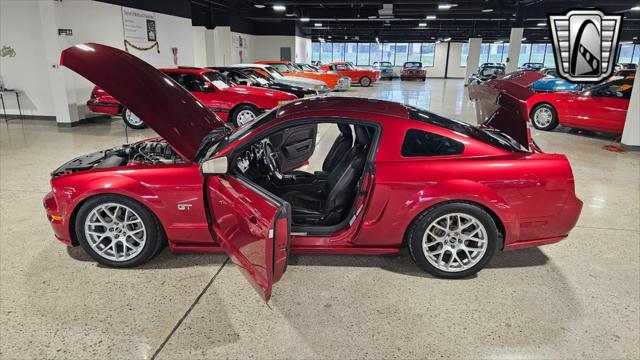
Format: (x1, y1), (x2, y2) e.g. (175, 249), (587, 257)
(468, 71), (546, 150)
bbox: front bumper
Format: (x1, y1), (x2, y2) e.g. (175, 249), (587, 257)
(401, 71), (426, 78)
(87, 100), (120, 115)
(43, 190), (73, 246)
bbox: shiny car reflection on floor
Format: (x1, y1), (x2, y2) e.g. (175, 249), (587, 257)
(45, 43), (582, 302)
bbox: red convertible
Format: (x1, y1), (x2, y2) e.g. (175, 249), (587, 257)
(320, 62), (380, 87)
(45, 44), (582, 301)
(527, 77), (633, 134)
(87, 66), (295, 128)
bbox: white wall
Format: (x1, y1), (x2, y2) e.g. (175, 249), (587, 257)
(0, 0), (196, 121)
(253, 36), (295, 61)
(192, 26), (207, 67)
(446, 43), (467, 78)
(295, 36), (312, 63)
(425, 42), (448, 78)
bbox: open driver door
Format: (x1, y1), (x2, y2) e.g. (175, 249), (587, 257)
(201, 157), (291, 302)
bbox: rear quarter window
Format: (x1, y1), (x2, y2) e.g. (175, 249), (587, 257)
(401, 129), (464, 157)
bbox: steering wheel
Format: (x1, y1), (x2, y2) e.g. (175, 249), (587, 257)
(261, 139), (283, 179)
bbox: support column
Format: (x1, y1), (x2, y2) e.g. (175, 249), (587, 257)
(622, 68), (640, 150)
(506, 28), (523, 73)
(38, 0), (79, 125)
(465, 38), (482, 82)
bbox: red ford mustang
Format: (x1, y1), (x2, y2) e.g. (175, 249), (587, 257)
(527, 77), (632, 134)
(87, 66), (296, 128)
(45, 44), (582, 301)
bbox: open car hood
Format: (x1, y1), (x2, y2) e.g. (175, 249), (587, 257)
(61, 43), (224, 162)
(468, 71), (546, 150)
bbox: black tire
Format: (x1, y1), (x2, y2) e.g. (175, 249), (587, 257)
(359, 76), (372, 87)
(75, 195), (166, 268)
(230, 104), (260, 127)
(406, 202), (498, 279)
(122, 107), (146, 129)
(400, 76), (405, 81)
(421, 77), (426, 81)
(530, 103), (559, 131)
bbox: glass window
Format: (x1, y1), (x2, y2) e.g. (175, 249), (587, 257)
(407, 43), (422, 62)
(518, 43), (532, 66)
(530, 44), (546, 64)
(500, 44), (509, 63)
(401, 129), (464, 157)
(382, 43), (395, 63)
(421, 43), (436, 66)
(311, 42), (320, 62)
(394, 43), (409, 66)
(370, 42), (383, 64)
(487, 44), (503, 63)
(320, 43), (332, 64)
(357, 43), (370, 65)
(618, 44), (635, 63)
(479, 43), (490, 63)
(543, 44), (555, 67)
(332, 43), (345, 62)
(460, 43), (469, 67)
(345, 43), (357, 64)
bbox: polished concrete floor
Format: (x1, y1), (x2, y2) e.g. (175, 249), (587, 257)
(1, 79), (638, 359)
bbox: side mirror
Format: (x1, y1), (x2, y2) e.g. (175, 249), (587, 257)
(201, 156), (228, 175)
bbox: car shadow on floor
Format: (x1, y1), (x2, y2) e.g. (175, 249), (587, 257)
(66, 246), (228, 269)
(286, 246), (549, 279)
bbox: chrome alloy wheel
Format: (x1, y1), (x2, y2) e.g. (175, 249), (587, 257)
(84, 203), (147, 262)
(236, 109), (256, 126)
(533, 107), (553, 128)
(422, 213), (488, 272)
(124, 109), (143, 127)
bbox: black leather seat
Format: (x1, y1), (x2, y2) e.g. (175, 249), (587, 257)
(288, 123), (353, 177)
(281, 126), (371, 226)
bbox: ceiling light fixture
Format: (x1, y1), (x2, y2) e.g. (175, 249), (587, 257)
(537, 22), (546, 26)
(482, 8), (493, 13)
(443, 37), (452, 41)
(438, 4), (457, 10)
(300, 17), (309, 22)
(430, 36), (436, 39)
(631, 6), (640, 10)
(254, 4), (266, 8)
(544, 36), (549, 39)
(493, 40), (504, 44)
(318, 37), (325, 42)
(419, 22), (427, 27)
(634, 36), (639, 40)
(272, 4), (286, 11)
(426, 15), (437, 20)
(376, 37), (380, 44)
(314, 22), (322, 27)
(368, 15), (377, 19)
(436, 40), (442, 43)
(522, 37), (527, 41)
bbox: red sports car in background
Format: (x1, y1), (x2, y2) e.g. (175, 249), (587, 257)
(45, 43), (582, 302)
(400, 61), (426, 81)
(320, 62), (380, 87)
(87, 66), (296, 128)
(527, 77), (633, 134)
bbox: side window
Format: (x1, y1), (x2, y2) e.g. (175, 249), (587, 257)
(181, 74), (207, 92)
(165, 73), (185, 86)
(335, 64), (348, 71)
(401, 129), (464, 157)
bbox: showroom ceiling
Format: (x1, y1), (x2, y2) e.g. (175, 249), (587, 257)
(190, 0), (640, 42)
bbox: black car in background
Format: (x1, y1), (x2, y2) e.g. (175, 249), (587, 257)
(467, 63), (506, 86)
(518, 62), (545, 71)
(208, 67), (318, 99)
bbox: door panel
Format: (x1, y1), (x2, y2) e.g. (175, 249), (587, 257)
(269, 124), (318, 172)
(206, 175), (291, 301)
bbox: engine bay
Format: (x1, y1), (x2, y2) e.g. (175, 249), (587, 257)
(52, 139), (185, 177)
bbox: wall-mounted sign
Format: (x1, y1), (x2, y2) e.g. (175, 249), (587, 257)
(121, 7), (157, 43)
(58, 28), (73, 37)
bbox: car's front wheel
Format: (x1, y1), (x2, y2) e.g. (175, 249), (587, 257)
(359, 76), (372, 87)
(531, 103), (559, 131)
(407, 202), (498, 279)
(122, 108), (146, 129)
(75, 195), (165, 267)
(231, 104), (260, 127)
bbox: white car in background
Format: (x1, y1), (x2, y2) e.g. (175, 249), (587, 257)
(229, 63), (330, 93)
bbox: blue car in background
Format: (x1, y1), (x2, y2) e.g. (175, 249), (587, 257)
(373, 61), (394, 79)
(531, 68), (583, 92)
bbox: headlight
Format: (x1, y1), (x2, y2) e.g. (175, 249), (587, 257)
(278, 100), (289, 106)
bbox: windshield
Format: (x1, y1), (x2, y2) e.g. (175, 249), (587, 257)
(407, 106), (526, 152)
(264, 66), (285, 79)
(202, 71), (230, 89)
(479, 67), (504, 77)
(375, 62), (392, 67)
(404, 62), (422, 68)
(270, 63), (291, 73)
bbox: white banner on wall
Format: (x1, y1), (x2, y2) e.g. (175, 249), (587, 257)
(121, 7), (157, 43)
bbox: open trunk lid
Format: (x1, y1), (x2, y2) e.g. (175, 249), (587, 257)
(61, 43), (224, 162)
(468, 71), (546, 150)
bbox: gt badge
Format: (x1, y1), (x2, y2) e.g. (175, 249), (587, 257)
(177, 203), (192, 211)
(548, 9), (622, 82)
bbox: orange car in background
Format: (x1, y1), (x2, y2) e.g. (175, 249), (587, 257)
(320, 62), (380, 87)
(256, 61), (350, 90)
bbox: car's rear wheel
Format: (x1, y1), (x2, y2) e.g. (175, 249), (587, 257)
(231, 104), (260, 127)
(122, 108), (146, 129)
(75, 195), (165, 267)
(359, 76), (372, 87)
(407, 202), (498, 279)
(531, 103), (559, 131)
